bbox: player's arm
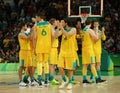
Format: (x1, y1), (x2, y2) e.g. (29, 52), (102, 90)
(54, 28), (62, 39)
(54, 22), (62, 38)
(32, 25), (37, 55)
(88, 29), (99, 42)
(61, 27), (76, 37)
(50, 24), (55, 40)
(101, 27), (106, 40)
(30, 25), (36, 48)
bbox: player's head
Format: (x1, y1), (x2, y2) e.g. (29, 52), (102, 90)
(61, 19), (65, 27)
(32, 17), (36, 23)
(62, 18), (72, 28)
(36, 12), (44, 22)
(49, 18), (57, 27)
(93, 20), (99, 28)
(26, 22), (34, 28)
(75, 18), (81, 29)
(20, 22), (26, 30)
(85, 19), (92, 27)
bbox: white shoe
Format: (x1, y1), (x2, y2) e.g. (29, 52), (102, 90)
(19, 81), (27, 87)
(31, 80), (39, 86)
(41, 81), (44, 85)
(66, 83), (72, 90)
(59, 82), (67, 89)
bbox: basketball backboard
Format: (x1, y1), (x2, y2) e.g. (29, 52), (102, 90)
(68, 0), (103, 17)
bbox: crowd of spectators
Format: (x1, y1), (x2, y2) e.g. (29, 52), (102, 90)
(0, 0), (119, 62)
(102, 0), (120, 53)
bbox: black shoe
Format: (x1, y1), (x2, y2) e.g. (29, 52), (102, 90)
(30, 80), (39, 86)
(38, 81), (42, 86)
(100, 79), (106, 82)
(37, 80), (44, 88)
(23, 79), (29, 84)
(82, 80), (91, 84)
(34, 78), (39, 83)
(96, 78), (107, 84)
(44, 80), (49, 86)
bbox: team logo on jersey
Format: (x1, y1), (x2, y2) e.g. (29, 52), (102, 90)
(41, 29), (47, 36)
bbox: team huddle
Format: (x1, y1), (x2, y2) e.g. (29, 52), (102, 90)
(18, 12), (107, 90)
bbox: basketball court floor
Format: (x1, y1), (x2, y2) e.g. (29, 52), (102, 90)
(0, 71), (120, 93)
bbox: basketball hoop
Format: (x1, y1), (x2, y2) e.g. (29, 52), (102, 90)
(80, 13), (89, 23)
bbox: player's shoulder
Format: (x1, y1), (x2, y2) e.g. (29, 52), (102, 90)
(18, 32), (27, 37)
(37, 21), (50, 26)
(18, 32), (23, 36)
(18, 32), (23, 38)
(82, 27), (91, 34)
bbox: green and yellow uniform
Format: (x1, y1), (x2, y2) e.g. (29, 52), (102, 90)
(58, 28), (78, 70)
(94, 30), (106, 62)
(82, 27), (95, 64)
(36, 21), (52, 62)
(49, 33), (59, 65)
(36, 21), (52, 81)
(18, 32), (32, 67)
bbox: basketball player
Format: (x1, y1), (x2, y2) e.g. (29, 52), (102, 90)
(33, 12), (54, 87)
(23, 21), (38, 86)
(18, 22), (36, 86)
(58, 18), (78, 89)
(81, 19), (105, 84)
(90, 20), (106, 82)
(22, 21), (39, 85)
(49, 18), (62, 85)
(31, 17), (47, 85)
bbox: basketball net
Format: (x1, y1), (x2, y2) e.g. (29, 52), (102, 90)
(80, 13), (89, 23)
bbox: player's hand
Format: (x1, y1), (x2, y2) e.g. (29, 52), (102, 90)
(94, 27), (98, 32)
(59, 22), (63, 29)
(32, 17), (36, 23)
(101, 27), (105, 33)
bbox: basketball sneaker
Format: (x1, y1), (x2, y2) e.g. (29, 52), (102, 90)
(44, 80), (49, 87)
(66, 83), (72, 90)
(23, 79), (29, 84)
(82, 80), (91, 84)
(19, 81), (27, 87)
(50, 79), (60, 85)
(96, 78), (107, 84)
(72, 80), (80, 84)
(30, 80), (39, 86)
(59, 82), (68, 89)
(38, 81), (44, 88)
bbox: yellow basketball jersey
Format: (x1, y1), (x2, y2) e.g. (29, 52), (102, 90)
(18, 33), (31, 50)
(52, 38), (58, 48)
(94, 30), (106, 54)
(51, 29), (58, 47)
(60, 28), (77, 57)
(82, 27), (94, 50)
(36, 21), (51, 53)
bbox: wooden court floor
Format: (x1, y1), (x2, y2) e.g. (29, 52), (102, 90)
(0, 72), (120, 93)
